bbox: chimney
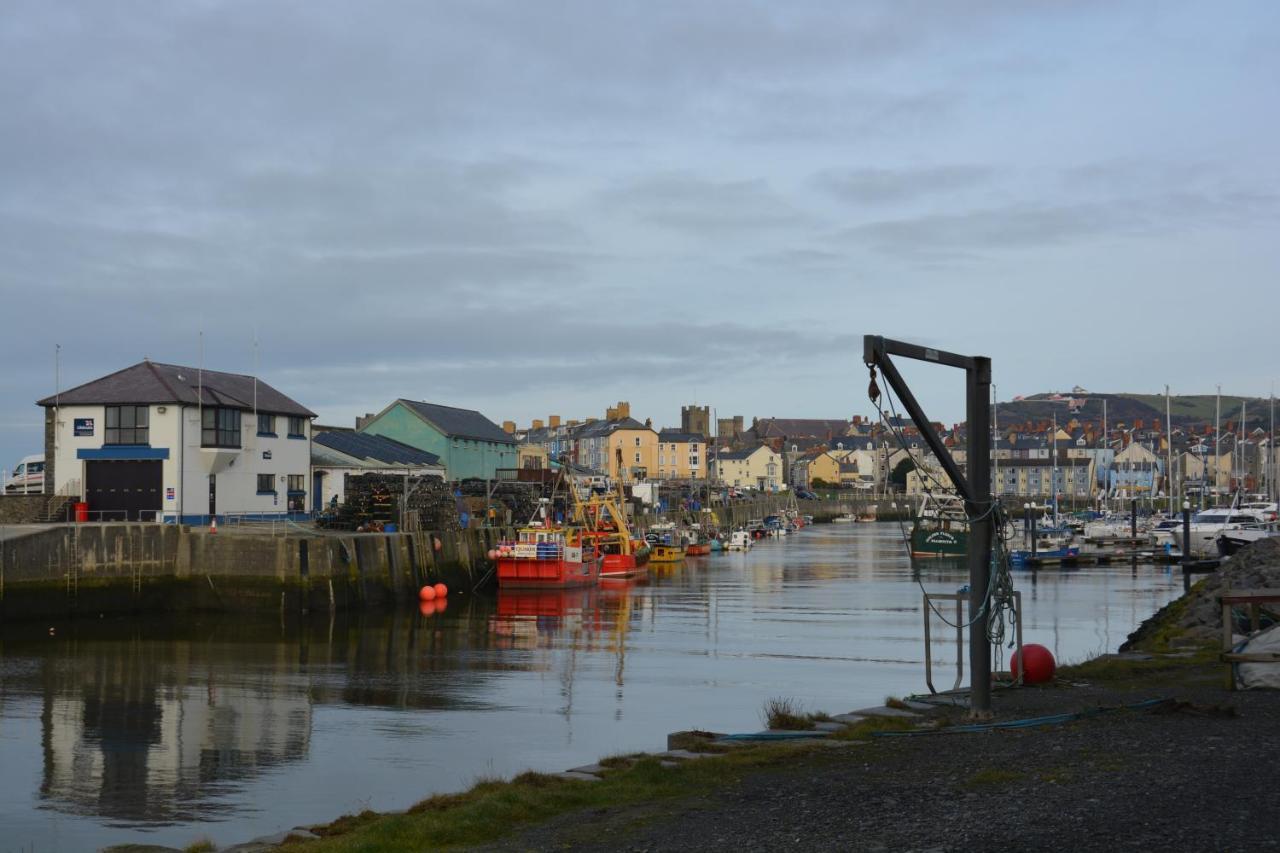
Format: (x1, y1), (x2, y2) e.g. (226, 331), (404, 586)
(502, 420), (516, 434)
(549, 414), (561, 428)
(532, 419), (544, 430)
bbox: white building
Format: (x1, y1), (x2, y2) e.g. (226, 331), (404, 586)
(38, 360), (315, 523)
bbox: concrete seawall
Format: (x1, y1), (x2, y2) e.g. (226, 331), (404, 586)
(0, 496), (882, 621)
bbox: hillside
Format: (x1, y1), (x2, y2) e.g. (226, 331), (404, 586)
(997, 392), (1271, 429)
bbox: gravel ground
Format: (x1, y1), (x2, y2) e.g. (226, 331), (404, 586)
(474, 664), (1280, 852)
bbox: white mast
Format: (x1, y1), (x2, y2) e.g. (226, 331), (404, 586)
(992, 383), (999, 497)
(1240, 399), (1246, 497)
(1215, 385), (1221, 501)
(198, 331), (204, 442)
(1165, 384), (1174, 511)
(54, 343), (61, 458)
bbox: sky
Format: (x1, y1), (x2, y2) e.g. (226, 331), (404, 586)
(2, 0), (1278, 468)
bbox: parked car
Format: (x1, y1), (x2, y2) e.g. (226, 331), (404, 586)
(4, 454), (45, 494)
(795, 489), (818, 501)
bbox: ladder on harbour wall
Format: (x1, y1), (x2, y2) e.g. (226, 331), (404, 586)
(63, 529), (81, 599)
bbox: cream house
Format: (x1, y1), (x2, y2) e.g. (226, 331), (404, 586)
(713, 445), (783, 491)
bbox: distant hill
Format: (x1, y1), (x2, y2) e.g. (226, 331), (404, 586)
(997, 393), (1271, 429)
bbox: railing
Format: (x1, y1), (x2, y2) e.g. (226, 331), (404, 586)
(72, 509), (165, 523)
(223, 513), (316, 536)
(923, 590), (1023, 694)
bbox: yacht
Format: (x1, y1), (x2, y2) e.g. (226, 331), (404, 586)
(1151, 507), (1270, 558)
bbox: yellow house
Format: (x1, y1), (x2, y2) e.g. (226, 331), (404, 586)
(577, 416), (658, 482)
(805, 452), (841, 487)
(656, 430), (707, 479)
(714, 445), (783, 490)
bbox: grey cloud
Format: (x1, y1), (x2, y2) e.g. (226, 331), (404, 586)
(596, 174), (805, 231)
(834, 191), (1280, 258)
(814, 165), (995, 204)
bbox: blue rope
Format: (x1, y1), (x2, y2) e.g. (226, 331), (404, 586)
(869, 697), (1170, 736)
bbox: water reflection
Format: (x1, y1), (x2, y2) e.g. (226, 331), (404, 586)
(0, 524), (1183, 851)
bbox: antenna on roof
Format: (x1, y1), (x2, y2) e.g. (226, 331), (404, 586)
(198, 330), (204, 436)
(54, 343), (61, 455)
(252, 328), (258, 422)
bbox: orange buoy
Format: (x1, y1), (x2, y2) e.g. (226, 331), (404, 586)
(433, 582), (448, 598)
(418, 600), (436, 617)
(487, 549), (497, 560)
(418, 585), (436, 601)
(433, 597), (448, 614)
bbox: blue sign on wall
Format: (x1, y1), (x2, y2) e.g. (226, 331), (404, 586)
(74, 418), (94, 436)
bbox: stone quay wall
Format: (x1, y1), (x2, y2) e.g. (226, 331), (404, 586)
(0, 497), (868, 622)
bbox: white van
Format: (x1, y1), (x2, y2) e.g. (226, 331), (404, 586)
(4, 454), (45, 494)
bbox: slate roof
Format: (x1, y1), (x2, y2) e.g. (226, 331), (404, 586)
(658, 430), (705, 443)
(716, 448), (762, 461)
(397, 399), (516, 444)
(314, 430), (442, 467)
(752, 418), (852, 439)
(37, 360), (315, 417)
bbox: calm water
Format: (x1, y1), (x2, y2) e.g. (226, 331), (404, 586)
(0, 524), (1181, 851)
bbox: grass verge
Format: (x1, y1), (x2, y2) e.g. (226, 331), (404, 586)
(284, 743), (828, 851)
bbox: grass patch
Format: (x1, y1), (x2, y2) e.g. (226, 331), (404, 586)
(884, 696), (910, 710)
(762, 696), (815, 730)
(832, 715), (916, 741)
(183, 841), (216, 853)
(1057, 646), (1218, 683)
(666, 731), (734, 753)
(599, 752), (649, 768)
(761, 697), (837, 731)
(289, 742), (825, 851)
(965, 768), (1025, 788)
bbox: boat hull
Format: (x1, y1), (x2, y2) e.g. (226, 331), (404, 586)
(910, 526), (967, 558)
(685, 543), (711, 556)
(496, 556), (600, 589)
(649, 545), (685, 563)
(601, 552), (648, 580)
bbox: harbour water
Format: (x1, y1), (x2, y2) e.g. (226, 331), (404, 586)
(0, 523), (1182, 851)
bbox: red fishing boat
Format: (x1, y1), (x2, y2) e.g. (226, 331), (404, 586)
(494, 525), (602, 589)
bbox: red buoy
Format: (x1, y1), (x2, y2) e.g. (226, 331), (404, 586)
(418, 585), (436, 602)
(418, 600), (436, 617)
(1011, 643), (1056, 684)
(433, 582), (448, 598)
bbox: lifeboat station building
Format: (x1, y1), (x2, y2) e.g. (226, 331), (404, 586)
(37, 360), (315, 523)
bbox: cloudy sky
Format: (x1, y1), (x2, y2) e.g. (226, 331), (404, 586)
(2, 1), (1277, 466)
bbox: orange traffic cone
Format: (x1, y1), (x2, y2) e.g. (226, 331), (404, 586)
(210, 517), (218, 535)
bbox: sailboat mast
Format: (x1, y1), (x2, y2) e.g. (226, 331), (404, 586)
(1165, 384), (1174, 512)
(992, 383), (998, 497)
(1215, 386), (1221, 502)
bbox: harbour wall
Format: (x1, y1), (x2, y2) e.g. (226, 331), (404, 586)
(0, 496), (843, 621)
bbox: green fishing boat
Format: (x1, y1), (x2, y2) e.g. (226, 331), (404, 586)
(910, 493), (969, 558)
